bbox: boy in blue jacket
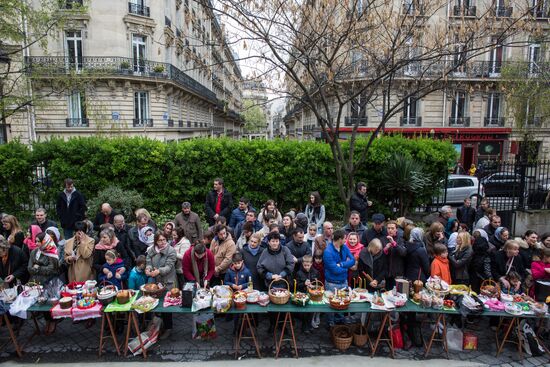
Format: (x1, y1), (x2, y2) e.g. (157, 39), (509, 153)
(224, 252), (253, 290)
(128, 255), (147, 290)
(323, 228), (355, 326)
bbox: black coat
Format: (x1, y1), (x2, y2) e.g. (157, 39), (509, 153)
(56, 190), (86, 230)
(31, 219), (58, 234)
(241, 244), (265, 290)
(350, 192), (369, 223)
(285, 240), (312, 263)
(456, 205), (475, 230)
(127, 226), (148, 258)
(362, 228), (388, 247)
(294, 266), (319, 292)
(114, 225), (135, 262)
(491, 251), (527, 281)
(404, 240), (430, 282)
(205, 189), (233, 225)
(93, 211), (117, 231)
(358, 249), (387, 290)
(386, 236), (407, 278)
(0, 245), (29, 286)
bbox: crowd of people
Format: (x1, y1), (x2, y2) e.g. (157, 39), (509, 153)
(0, 178), (549, 341)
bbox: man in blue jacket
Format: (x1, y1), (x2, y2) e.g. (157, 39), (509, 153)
(323, 228), (355, 327)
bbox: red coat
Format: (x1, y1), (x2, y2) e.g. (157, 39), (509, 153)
(182, 247), (215, 284)
(312, 261), (325, 285)
(531, 260), (550, 281)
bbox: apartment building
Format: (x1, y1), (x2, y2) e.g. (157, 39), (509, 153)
(4, 0), (244, 143)
(284, 1), (550, 166)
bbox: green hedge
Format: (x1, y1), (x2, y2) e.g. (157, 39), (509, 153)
(1, 136), (456, 221)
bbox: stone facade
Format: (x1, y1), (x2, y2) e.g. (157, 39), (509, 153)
(5, 0), (244, 143)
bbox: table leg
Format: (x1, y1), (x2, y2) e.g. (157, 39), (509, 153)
(515, 318), (522, 360)
(235, 314), (261, 359)
(3, 314), (22, 358)
(273, 313), (280, 351)
(99, 313), (120, 356)
(130, 312), (147, 359)
(371, 313), (389, 358)
(363, 313), (373, 352)
(424, 314), (448, 359)
(496, 317), (517, 357)
(106, 312), (120, 355)
(275, 312), (298, 359)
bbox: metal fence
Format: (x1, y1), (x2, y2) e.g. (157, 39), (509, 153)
(424, 159), (550, 234)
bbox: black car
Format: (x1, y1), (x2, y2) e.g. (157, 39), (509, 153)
(480, 172), (524, 197)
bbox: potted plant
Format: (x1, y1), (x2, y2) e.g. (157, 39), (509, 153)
(152, 65), (165, 76)
(120, 61), (131, 74)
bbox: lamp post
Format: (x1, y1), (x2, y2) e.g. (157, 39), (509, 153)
(0, 46), (11, 144)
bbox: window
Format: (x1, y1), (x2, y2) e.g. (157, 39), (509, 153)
(488, 39), (503, 75)
(132, 35), (146, 73)
(403, 0), (422, 15)
(532, 0), (549, 17)
(65, 31), (82, 71)
(485, 93), (502, 126)
(134, 91), (150, 125)
(347, 92), (368, 126)
(450, 91), (469, 125)
(528, 43), (541, 74)
(68, 91), (87, 126)
(404, 37), (420, 75)
(454, 178), (474, 188)
(350, 0), (367, 15)
(402, 94), (420, 125)
(128, 0), (149, 17)
(452, 37), (468, 73)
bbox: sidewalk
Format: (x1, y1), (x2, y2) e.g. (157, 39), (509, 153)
(0, 313), (548, 366)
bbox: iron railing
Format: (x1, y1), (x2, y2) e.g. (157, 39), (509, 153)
(25, 56), (217, 104)
(484, 117), (505, 127)
(494, 6), (513, 17)
(128, 2), (150, 17)
(65, 118), (89, 127)
(449, 117), (470, 126)
(133, 118), (153, 127)
(401, 116), (422, 126)
(453, 5), (476, 17)
(344, 116), (368, 126)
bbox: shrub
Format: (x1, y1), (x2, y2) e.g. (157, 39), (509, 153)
(86, 185), (144, 222)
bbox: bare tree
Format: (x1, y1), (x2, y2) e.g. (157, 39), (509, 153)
(213, 0), (543, 215)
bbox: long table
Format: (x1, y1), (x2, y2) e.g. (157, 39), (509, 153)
(17, 299), (550, 361)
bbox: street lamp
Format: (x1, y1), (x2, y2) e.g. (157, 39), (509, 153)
(0, 46), (11, 144)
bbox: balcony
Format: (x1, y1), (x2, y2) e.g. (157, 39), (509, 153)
(532, 6), (549, 19)
(26, 56), (217, 104)
(493, 6), (513, 17)
(402, 2), (424, 16)
(344, 116), (368, 126)
(449, 117), (470, 127)
(65, 117), (88, 127)
(128, 2), (150, 17)
(133, 118), (154, 127)
(167, 119), (174, 127)
(527, 117), (542, 127)
(484, 117), (505, 127)
(400, 116), (422, 126)
(61, 0), (83, 9)
(452, 5), (476, 17)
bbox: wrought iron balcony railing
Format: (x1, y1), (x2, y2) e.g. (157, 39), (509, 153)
(344, 116), (368, 126)
(26, 56), (217, 104)
(65, 117), (88, 127)
(133, 118), (153, 127)
(128, 2), (150, 17)
(449, 117), (470, 127)
(484, 117), (505, 127)
(401, 116), (422, 126)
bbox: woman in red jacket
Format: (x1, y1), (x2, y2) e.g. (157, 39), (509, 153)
(182, 243), (215, 287)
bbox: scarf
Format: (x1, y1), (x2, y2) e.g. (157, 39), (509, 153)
(267, 244), (282, 255)
(24, 225), (42, 251)
(248, 246), (260, 256)
(494, 227), (505, 242)
(191, 247), (208, 283)
(139, 226), (154, 245)
(37, 233), (59, 260)
(474, 229), (489, 242)
(46, 226), (60, 242)
(154, 243), (167, 254)
(445, 218), (457, 238)
(410, 228), (425, 245)
(95, 236), (119, 250)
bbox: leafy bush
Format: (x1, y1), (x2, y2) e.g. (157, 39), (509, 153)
(86, 185), (144, 222)
(1, 136), (456, 222)
(0, 141), (33, 214)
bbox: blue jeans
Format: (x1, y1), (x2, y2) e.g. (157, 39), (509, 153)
(325, 280), (348, 326)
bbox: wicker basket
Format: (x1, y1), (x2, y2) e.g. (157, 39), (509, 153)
(141, 283), (165, 298)
(480, 279), (500, 299)
(329, 297), (351, 310)
(352, 324), (369, 347)
(307, 280), (325, 302)
(97, 283), (118, 306)
(268, 279), (290, 305)
(332, 325), (353, 351)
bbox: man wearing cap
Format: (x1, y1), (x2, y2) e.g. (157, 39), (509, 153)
(174, 202), (203, 243)
(362, 213), (388, 245)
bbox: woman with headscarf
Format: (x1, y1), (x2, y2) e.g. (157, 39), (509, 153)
(489, 227), (509, 252)
(444, 218), (459, 239)
(28, 232), (59, 284)
(139, 226), (155, 249)
(46, 226), (67, 282)
(404, 227), (430, 282)
(24, 225), (42, 258)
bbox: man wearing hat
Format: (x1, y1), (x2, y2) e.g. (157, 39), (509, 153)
(362, 213), (388, 245)
(174, 202), (203, 243)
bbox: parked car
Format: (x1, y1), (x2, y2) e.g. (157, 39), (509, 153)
(434, 175), (484, 205)
(480, 172), (524, 197)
